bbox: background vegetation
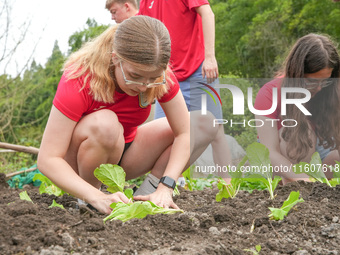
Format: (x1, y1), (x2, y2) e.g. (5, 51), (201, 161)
(1, 0), (340, 172)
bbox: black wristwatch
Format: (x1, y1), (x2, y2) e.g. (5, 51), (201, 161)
(159, 176), (176, 190)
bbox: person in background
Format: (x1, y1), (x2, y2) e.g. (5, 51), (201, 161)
(254, 33), (340, 184)
(37, 16), (219, 214)
(106, 0), (138, 23)
(138, 0), (232, 182)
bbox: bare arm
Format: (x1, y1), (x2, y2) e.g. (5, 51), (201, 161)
(134, 91), (190, 208)
(256, 115), (309, 183)
(195, 4), (218, 84)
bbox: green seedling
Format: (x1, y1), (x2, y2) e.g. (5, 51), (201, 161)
(182, 166), (214, 191)
(244, 244), (261, 255)
(19, 190), (33, 203)
(104, 201), (183, 222)
(216, 156), (247, 201)
(173, 186), (180, 196)
(328, 161), (340, 186)
(95, 164), (183, 222)
(293, 152), (332, 187)
(33, 174), (66, 196)
(243, 143), (282, 200)
(49, 200), (65, 209)
(268, 191), (304, 220)
(94, 164), (133, 199)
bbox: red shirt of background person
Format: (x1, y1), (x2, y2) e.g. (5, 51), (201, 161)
(138, 0), (214, 82)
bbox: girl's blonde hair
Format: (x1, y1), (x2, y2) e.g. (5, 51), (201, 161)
(63, 15), (171, 104)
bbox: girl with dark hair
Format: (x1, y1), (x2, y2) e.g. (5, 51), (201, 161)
(254, 33), (340, 184)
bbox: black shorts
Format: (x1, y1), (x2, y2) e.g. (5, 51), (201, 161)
(118, 142), (132, 166)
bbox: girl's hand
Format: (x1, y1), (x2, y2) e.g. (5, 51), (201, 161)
(89, 192), (131, 214)
(133, 183), (179, 209)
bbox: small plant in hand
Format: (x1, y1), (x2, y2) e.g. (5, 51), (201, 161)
(94, 164), (183, 222)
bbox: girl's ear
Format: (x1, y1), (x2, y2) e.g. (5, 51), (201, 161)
(112, 53), (119, 64)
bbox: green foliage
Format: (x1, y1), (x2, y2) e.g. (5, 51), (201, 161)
(103, 201), (183, 223)
(19, 191), (33, 203)
(212, 0), (340, 78)
(293, 152), (332, 187)
(182, 167), (215, 191)
(68, 19), (109, 53)
(244, 245), (262, 255)
(216, 156), (246, 201)
(33, 174), (66, 196)
(243, 143), (282, 199)
(49, 200), (65, 209)
(94, 164), (183, 222)
(94, 164), (134, 199)
(94, 164), (127, 193)
(268, 191), (304, 220)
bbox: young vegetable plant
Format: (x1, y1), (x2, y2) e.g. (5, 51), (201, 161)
(94, 164), (183, 222)
(244, 245), (261, 255)
(216, 156), (247, 201)
(49, 200), (65, 209)
(243, 143), (282, 200)
(19, 190), (33, 203)
(293, 152), (333, 187)
(33, 174), (67, 196)
(182, 166), (214, 191)
(329, 161), (340, 186)
(94, 164), (133, 199)
(268, 191), (304, 220)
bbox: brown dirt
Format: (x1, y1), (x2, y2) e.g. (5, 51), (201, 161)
(1, 173), (340, 255)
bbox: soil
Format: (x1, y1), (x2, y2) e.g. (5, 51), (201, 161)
(1, 173), (340, 255)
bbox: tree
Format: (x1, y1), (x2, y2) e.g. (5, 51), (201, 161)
(68, 18), (109, 53)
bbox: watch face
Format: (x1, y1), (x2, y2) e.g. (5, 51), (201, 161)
(160, 176), (176, 189)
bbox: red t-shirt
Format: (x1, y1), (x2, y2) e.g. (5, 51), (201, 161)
(254, 78), (282, 129)
(53, 72), (179, 143)
(138, 0), (208, 81)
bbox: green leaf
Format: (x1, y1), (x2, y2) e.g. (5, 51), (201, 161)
(33, 173), (66, 196)
(332, 161), (340, 179)
(256, 245), (261, 252)
(216, 178), (242, 201)
(173, 186), (180, 196)
(230, 155), (248, 179)
(49, 200), (65, 209)
(268, 191), (304, 220)
(244, 143), (282, 199)
(124, 188), (133, 199)
(19, 191), (33, 203)
(94, 164), (126, 193)
(293, 152), (331, 186)
(182, 167), (192, 181)
(104, 201), (183, 222)
(246, 143), (272, 179)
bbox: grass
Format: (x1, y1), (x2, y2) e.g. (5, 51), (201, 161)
(0, 152), (37, 175)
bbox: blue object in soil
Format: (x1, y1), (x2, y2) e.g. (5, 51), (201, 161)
(7, 164), (43, 189)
